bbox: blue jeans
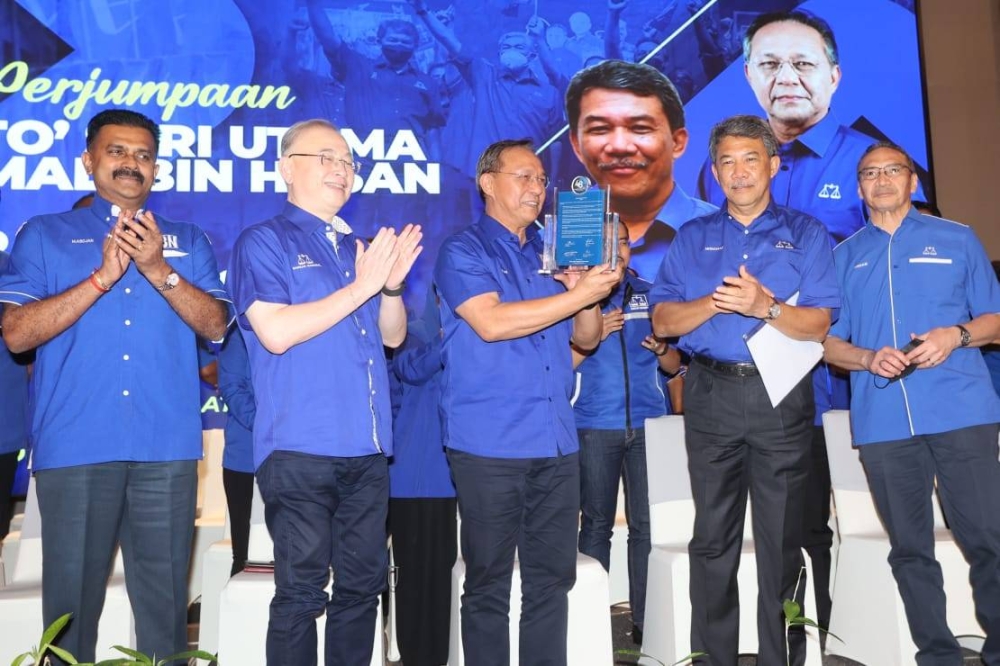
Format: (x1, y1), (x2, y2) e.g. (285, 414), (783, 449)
(577, 428), (651, 629)
(447, 449), (579, 666)
(860, 423), (1000, 666)
(36, 460), (197, 666)
(256, 451), (388, 666)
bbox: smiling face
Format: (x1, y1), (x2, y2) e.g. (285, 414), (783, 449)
(82, 124), (158, 210)
(480, 146), (546, 233)
(711, 135), (780, 219)
(569, 88), (688, 207)
(281, 124), (355, 220)
(857, 146), (918, 219)
(744, 20), (841, 139)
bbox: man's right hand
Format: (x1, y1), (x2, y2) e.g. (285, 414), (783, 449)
(864, 346), (910, 378)
(353, 227), (399, 300)
(97, 212), (133, 288)
(601, 308), (625, 340)
(556, 263), (623, 306)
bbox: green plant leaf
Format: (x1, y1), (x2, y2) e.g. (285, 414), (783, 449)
(110, 646), (148, 662)
(40, 613), (75, 648)
(46, 645), (79, 664)
(155, 650), (218, 666)
(782, 599), (801, 621)
(12, 654), (31, 666)
(613, 647), (665, 665)
(674, 653), (707, 665)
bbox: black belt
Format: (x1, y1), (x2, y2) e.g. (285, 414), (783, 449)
(693, 354), (759, 377)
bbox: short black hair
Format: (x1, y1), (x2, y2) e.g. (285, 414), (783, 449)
(475, 139), (534, 202)
(565, 60), (685, 133)
(86, 109), (160, 153)
(743, 10), (839, 66)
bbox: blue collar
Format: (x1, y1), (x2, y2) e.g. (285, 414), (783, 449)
(787, 111), (841, 158)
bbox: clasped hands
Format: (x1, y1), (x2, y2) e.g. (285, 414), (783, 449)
(353, 224), (423, 299)
(711, 265), (774, 319)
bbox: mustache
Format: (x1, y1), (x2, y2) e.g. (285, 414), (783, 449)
(112, 167), (144, 183)
(597, 159), (648, 170)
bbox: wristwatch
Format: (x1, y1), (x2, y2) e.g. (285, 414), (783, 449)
(957, 324), (972, 347)
(765, 299), (782, 321)
(156, 271), (180, 292)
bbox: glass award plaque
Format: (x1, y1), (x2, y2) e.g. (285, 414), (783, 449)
(540, 176), (619, 274)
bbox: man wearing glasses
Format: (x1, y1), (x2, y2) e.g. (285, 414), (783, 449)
(227, 119), (423, 665)
(823, 141), (1000, 665)
(434, 139), (620, 666)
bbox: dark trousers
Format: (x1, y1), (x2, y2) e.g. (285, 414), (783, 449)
(256, 451), (388, 666)
(447, 449), (580, 666)
(684, 361), (813, 666)
(0, 450), (18, 540)
(35, 461), (197, 666)
(577, 428), (651, 629)
(803, 425), (833, 634)
(860, 423), (1000, 666)
(222, 467), (254, 576)
(388, 497), (457, 666)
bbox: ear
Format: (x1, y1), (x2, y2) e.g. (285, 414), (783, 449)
(279, 156), (294, 185)
(568, 128), (584, 164)
(82, 150), (93, 175)
(711, 163), (721, 187)
(153, 162), (160, 179)
(908, 171), (919, 196)
(671, 128), (689, 160)
(479, 172), (495, 200)
(768, 154), (780, 178)
(829, 64), (842, 95)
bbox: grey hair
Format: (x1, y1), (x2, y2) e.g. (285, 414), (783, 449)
(857, 140), (916, 179)
(475, 139), (534, 202)
(280, 119), (342, 156)
(708, 115), (779, 163)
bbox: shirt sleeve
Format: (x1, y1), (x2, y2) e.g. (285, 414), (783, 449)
(795, 220), (841, 312)
(0, 220), (50, 305)
(963, 227), (1000, 318)
(647, 226), (692, 306)
(217, 326), (256, 431)
(827, 246), (853, 341)
(434, 234), (502, 312)
(228, 225), (290, 323)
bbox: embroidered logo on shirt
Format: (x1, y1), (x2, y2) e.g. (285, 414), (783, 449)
(293, 253), (320, 270)
(703, 246), (724, 251)
(628, 294), (649, 311)
(774, 240), (796, 250)
(161, 234), (189, 258)
(818, 184), (842, 199)
(71, 238), (95, 244)
(922, 246), (938, 256)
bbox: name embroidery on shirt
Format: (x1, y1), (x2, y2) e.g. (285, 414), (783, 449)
(774, 240), (796, 250)
(293, 253), (320, 270)
(818, 183), (842, 200)
(71, 238), (95, 244)
(704, 246), (724, 251)
(853, 261), (869, 269)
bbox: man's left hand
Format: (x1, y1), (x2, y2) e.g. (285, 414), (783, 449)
(384, 224), (423, 293)
(713, 265), (773, 318)
(907, 328), (960, 369)
(116, 210), (171, 284)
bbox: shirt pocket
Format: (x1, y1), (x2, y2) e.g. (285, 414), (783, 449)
(905, 256), (964, 303)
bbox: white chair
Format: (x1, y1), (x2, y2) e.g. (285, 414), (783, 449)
(196, 510), (232, 657)
(0, 481), (135, 663)
(608, 480), (631, 605)
(188, 428), (228, 606)
(823, 410), (984, 665)
(641, 415), (821, 666)
(216, 483), (384, 665)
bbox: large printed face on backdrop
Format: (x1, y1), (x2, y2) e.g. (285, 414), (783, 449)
(81, 125), (159, 210)
(856, 146), (919, 218)
(569, 88), (688, 207)
(711, 135), (780, 214)
(280, 125), (355, 219)
(480, 146), (547, 232)
(744, 20), (842, 137)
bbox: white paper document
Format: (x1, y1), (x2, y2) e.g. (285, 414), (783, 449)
(744, 292), (824, 408)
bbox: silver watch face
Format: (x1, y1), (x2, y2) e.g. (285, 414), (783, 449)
(160, 272), (180, 290)
(768, 302), (781, 320)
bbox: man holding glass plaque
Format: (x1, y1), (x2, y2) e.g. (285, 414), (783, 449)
(434, 139), (621, 666)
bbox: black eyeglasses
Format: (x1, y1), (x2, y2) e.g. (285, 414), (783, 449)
(858, 164), (911, 181)
(491, 171), (550, 188)
(287, 153), (363, 174)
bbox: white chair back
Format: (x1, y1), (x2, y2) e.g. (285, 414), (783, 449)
(11, 480), (42, 582)
(644, 416), (695, 546)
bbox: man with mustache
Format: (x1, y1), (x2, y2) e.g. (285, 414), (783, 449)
(0, 108), (231, 664)
(565, 60), (716, 283)
(651, 115), (839, 666)
(823, 141), (1000, 665)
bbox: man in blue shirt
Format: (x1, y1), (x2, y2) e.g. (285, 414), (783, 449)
(228, 118), (422, 666)
(823, 141), (1000, 666)
(0, 109), (231, 664)
(434, 139), (621, 666)
(0, 251), (30, 542)
(572, 223), (680, 645)
(651, 115), (840, 666)
(565, 60), (717, 283)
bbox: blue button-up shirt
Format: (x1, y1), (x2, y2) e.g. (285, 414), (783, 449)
(216, 325), (255, 474)
(434, 215), (577, 458)
(573, 272), (669, 430)
(0, 251), (30, 457)
(389, 294), (455, 498)
(228, 203), (392, 469)
(829, 209), (1000, 445)
(650, 202), (841, 363)
(0, 195), (231, 470)
(627, 184), (718, 283)
(698, 112), (923, 243)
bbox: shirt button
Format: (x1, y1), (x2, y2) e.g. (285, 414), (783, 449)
(368, 359), (374, 366)
(742, 254), (748, 260)
(124, 319), (131, 326)
(371, 390), (376, 396)
(124, 288), (131, 294)
(345, 271), (350, 277)
(123, 354), (130, 361)
(545, 365), (550, 370)
(122, 390), (130, 396)
(540, 334), (546, 340)
(361, 329), (367, 336)
(744, 229), (749, 235)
